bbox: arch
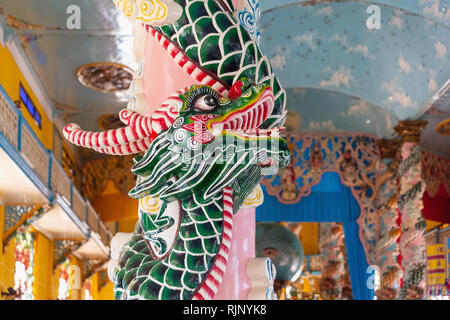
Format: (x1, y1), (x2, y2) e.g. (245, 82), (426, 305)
(257, 172), (375, 300)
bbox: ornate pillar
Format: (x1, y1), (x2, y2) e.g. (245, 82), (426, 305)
(394, 120), (428, 300)
(319, 223), (346, 300)
(375, 139), (402, 299)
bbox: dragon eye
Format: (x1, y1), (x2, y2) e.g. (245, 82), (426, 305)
(194, 94), (217, 111)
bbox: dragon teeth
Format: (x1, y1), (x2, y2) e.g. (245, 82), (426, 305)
(212, 124), (224, 136)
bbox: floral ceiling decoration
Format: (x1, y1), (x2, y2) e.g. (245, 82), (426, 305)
(76, 62), (133, 93)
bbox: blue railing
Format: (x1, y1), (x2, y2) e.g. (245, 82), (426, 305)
(0, 84), (112, 251)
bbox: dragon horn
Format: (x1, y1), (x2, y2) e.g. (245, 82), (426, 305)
(63, 109), (152, 153)
(93, 137), (152, 155)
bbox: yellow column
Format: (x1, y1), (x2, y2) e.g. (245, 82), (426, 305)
(50, 265), (60, 300)
(299, 222), (319, 255)
(98, 280), (115, 300)
(33, 230), (54, 300)
(0, 206), (16, 297)
(90, 273), (99, 300)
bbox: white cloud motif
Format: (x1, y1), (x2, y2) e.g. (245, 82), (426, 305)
(316, 6), (334, 16)
(428, 69), (438, 93)
(428, 78), (438, 93)
(320, 66), (353, 88)
(331, 33), (349, 47)
(389, 12), (405, 29)
(307, 120), (338, 132)
(421, 0), (450, 21)
(435, 41), (447, 59)
(347, 101), (369, 116)
(381, 80), (418, 109)
(331, 33), (374, 59)
(398, 55), (411, 73)
(294, 30), (318, 50)
(270, 55), (287, 70)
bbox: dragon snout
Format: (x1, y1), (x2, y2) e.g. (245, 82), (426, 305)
(207, 84), (275, 137)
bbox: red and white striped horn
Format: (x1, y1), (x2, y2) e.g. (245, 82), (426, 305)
(63, 93), (184, 155)
(63, 111), (150, 150)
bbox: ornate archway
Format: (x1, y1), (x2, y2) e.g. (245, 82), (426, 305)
(259, 133), (381, 299)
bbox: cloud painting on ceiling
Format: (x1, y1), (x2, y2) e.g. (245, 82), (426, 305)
(285, 87), (398, 138)
(259, 1), (450, 121)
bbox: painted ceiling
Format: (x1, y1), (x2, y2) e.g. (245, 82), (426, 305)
(0, 0), (137, 131)
(0, 0), (448, 160)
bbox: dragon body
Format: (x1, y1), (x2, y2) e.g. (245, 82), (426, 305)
(114, 80), (290, 299)
(64, 0), (289, 300)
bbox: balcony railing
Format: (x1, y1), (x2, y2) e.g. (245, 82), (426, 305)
(0, 84), (113, 250)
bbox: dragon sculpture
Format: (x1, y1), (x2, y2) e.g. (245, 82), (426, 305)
(63, 0), (289, 300)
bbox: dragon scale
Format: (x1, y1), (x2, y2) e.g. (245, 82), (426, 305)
(64, 0), (290, 300)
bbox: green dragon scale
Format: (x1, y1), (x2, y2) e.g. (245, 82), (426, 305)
(151, 0), (287, 129)
(62, 0), (290, 300)
(113, 80), (290, 300)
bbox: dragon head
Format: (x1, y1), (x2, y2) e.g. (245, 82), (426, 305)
(129, 79), (290, 209)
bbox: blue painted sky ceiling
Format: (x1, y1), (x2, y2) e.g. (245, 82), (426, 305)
(259, 0), (450, 121)
(0, 0), (448, 158)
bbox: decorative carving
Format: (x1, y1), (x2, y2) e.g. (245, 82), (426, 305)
(373, 138), (403, 299)
(53, 240), (84, 270)
(397, 142), (427, 300)
(280, 143), (300, 201)
(236, 0), (261, 43)
(0, 9), (46, 30)
(319, 223), (348, 300)
(394, 120), (428, 143)
(76, 62), (133, 93)
(421, 150), (450, 197)
(112, 0), (183, 25)
(436, 118), (450, 136)
(66, 0), (288, 300)
(13, 229), (35, 300)
(376, 139), (401, 160)
(3, 204), (52, 248)
(81, 155), (136, 201)
(261, 133), (379, 266)
(111, 80), (290, 300)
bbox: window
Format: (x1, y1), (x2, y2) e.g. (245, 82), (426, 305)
(14, 228), (35, 300)
(19, 84), (42, 129)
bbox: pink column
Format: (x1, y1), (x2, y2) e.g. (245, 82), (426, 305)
(214, 208), (255, 300)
